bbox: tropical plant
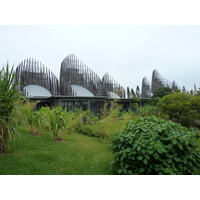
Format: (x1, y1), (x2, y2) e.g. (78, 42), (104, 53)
(0, 64), (21, 153)
(48, 106), (67, 140)
(111, 116), (200, 175)
(84, 110), (98, 125)
(21, 100), (42, 135)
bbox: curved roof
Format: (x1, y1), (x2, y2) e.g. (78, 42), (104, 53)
(23, 85), (52, 97)
(71, 85), (94, 97)
(108, 91), (120, 98)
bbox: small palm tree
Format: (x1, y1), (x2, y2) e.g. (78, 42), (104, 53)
(0, 63), (20, 153)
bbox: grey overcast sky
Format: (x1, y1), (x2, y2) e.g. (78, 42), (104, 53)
(1, 25), (200, 92)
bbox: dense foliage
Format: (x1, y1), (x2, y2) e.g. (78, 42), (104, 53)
(158, 92), (200, 126)
(0, 64), (21, 153)
(78, 100), (135, 140)
(152, 87), (173, 98)
(19, 102), (87, 140)
(111, 116), (200, 175)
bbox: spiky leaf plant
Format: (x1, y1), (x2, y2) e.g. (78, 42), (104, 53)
(0, 64), (20, 153)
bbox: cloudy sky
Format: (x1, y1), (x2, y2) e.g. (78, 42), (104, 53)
(1, 25), (200, 92)
(0, 25), (200, 90)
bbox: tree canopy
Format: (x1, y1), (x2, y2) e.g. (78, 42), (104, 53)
(152, 87), (173, 98)
(157, 92), (200, 126)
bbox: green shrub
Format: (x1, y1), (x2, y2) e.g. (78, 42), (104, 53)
(78, 124), (100, 138)
(111, 116), (200, 175)
(78, 99), (133, 140)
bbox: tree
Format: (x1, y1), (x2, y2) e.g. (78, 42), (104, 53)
(0, 64), (21, 153)
(157, 92), (192, 123)
(152, 87), (172, 98)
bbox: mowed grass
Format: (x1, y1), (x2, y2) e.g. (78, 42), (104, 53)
(0, 126), (114, 175)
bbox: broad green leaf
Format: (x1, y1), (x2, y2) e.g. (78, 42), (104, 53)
(137, 156), (143, 161)
(177, 143), (183, 150)
(145, 155), (150, 160)
(183, 158), (187, 164)
(141, 149), (145, 154)
(123, 168), (128, 174)
(131, 156), (135, 161)
(117, 169), (122, 174)
(167, 143), (173, 150)
(154, 152), (159, 160)
(137, 145), (141, 151)
(126, 148), (131, 152)
(143, 158), (148, 165)
(167, 158), (172, 164)
(157, 148), (162, 153)
(125, 164), (129, 168)
(148, 149), (154, 154)
(156, 144), (166, 153)
(139, 168), (145, 173)
(185, 139), (189, 146)
(169, 169), (176, 175)
(163, 168), (169, 174)
(174, 157), (181, 162)
(128, 170), (133, 175)
(172, 139), (177, 145)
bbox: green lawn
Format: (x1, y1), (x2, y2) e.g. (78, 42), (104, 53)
(0, 127), (114, 175)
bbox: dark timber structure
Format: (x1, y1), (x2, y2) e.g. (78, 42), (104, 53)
(15, 54), (180, 113)
(141, 69), (179, 98)
(15, 58), (59, 96)
(60, 54), (125, 98)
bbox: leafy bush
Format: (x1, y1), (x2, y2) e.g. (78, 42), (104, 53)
(152, 87), (173, 98)
(78, 124), (101, 138)
(78, 109), (135, 140)
(111, 116), (200, 175)
(157, 92), (191, 124)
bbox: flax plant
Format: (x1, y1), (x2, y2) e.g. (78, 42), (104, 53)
(0, 64), (20, 153)
(21, 101), (42, 135)
(48, 107), (67, 140)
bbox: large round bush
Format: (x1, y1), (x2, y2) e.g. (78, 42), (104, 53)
(111, 116), (200, 175)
